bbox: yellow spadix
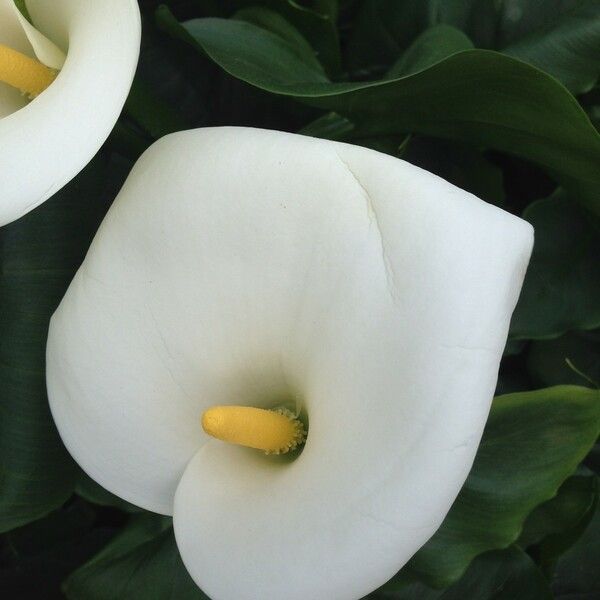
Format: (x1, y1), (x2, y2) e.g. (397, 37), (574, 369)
(0, 43), (56, 97)
(202, 406), (307, 455)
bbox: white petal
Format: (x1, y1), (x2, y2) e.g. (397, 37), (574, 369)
(0, 0), (31, 53)
(0, 0), (140, 226)
(47, 127), (533, 599)
(10, 1), (66, 69)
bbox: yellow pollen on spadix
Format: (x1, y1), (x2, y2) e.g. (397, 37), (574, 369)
(202, 406), (307, 455)
(0, 43), (57, 98)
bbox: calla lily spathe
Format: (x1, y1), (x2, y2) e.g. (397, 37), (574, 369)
(47, 127), (533, 600)
(0, 0), (140, 226)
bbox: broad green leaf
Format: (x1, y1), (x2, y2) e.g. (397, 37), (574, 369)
(404, 386), (600, 588)
(378, 547), (552, 600)
(64, 515), (208, 600)
(174, 15), (330, 87)
(227, 0), (341, 76)
(387, 25), (473, 78)
(528, 330), (600, 387)
(75, 474), (142, 514)
(233, 7), (326, 75)
(551, 502), (600, 598)
(274, 0), (341, 76)
(0, 157), (114, 533)
(510, 192), (600, 340)
(518, 472), (598, 551)
(437, 546), (553, 599)
(161, 14), (600, 214)
(504, 1), (600, 94)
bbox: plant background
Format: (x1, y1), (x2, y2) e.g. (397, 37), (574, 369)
(1, 1), (599, 598)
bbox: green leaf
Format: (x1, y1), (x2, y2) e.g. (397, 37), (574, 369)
(164, 14), (600, 214)
(387, 24), (474, 78)
(528, 330), (600, 387)
(510, 191), (600, 340)
(440, 546), (553, 599)
(518, 472), (598, 551)
(169, 14), (330, 87)
(271, 0), (341, 77)
(75, 474), (142, 514)
(0, 157), (114, 533)
(551, 501), (600, 598)
(404, 385), (600, 588)
(233, 7), (325, 75)
(503, 1), (600, 94)
(379, 547), (552, 600)
(63, 515), (208, 600)
(223, 0), (341, 76)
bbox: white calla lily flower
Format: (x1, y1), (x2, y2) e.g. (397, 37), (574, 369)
(47, 127), (533, 600)
(0, 0), (140, 225)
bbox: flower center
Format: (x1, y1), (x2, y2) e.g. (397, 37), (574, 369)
(201, 406), (307, 455)
(0, 43), (57, 98)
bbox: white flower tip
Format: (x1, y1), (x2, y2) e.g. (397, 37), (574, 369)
(11, 1), (66, 69)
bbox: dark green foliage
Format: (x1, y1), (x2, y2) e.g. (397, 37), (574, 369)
(0, 158), (114, 533)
